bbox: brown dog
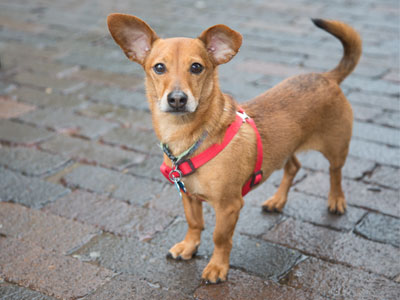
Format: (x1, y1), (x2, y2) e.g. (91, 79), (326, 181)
(107, 14), (362, 283)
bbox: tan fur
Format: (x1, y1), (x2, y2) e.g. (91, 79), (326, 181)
(107, 14), (362, 283)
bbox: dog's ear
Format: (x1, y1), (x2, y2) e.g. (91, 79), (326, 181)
(107, 14), (158, 65)
(198, 25), (242, 65)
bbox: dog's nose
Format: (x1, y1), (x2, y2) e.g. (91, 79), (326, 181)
(167, 90), (188, 110)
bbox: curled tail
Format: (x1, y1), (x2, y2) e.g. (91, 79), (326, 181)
(312, 19), (362, 84)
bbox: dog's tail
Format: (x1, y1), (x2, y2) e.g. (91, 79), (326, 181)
(312, 19), (362, 84)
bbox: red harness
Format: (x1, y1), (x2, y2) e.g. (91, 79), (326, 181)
(160, 108), (263, 197)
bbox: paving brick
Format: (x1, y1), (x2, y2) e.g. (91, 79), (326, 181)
(0, 96), (34, 119)
(294, 171), (400, 217)
(0, 237), (114, 300)
(364, 165), (400, 189)
(40, 135), (145, 171)
(56, 45), (141, 75)
(84, 85), (150, 111)
(349, 138), (400, 167)
(353, 121), (400, 147)
(0, 202), (97, 253)
(127, 154), (165, 181)
(0, 146), (70, 176)
(0, 119), (53, 145)
(78, 103), (153, 127)
(236, 204), (283, 236)
(45, 191), (174, 240)
(102, 127), (160, 154)
(263, 218), (400, 278)
(71, 68), (144, 90)
(355, 213), (400, 248)
(146, 184), (187, 218)
(0, 282), (56, 300)
(12, 71), (85, 93)
(230, 234), (302, 280)
(72, 233), (208, 295)
(375, 110), (400, 129)
(282, 191), (367, 230)
(0, 167), (69, 208)
(283, 257), (400, 300)
(18, 108), (118, 139)
(349, 91), (400, 111)
(85, 274), (191, 300)
(194, 268), (326, 300)
(63, 165), (163, 205)
(150, 219), (302, 281)
(12, 86), (85, 109)
(352, 103), (383, 123)
(383, 69), (400, 83)
(297, 152), (376, 179)
(235, 59), (311, 77)
(344, 76), (399, 96)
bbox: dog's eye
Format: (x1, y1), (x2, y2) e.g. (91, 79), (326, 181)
(153, 63), (166, 74)
(190, 63), (204, 74)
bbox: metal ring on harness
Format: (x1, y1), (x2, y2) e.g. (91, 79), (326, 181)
(168, 169), (182, 182)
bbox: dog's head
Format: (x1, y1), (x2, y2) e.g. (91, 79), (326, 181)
(107, 14), (242, 116)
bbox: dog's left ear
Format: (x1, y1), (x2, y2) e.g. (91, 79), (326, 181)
(198, 24), (242, 65)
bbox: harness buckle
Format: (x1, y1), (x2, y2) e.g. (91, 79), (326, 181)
(236, 110), (250, 123)
(250, 170), (263, 188)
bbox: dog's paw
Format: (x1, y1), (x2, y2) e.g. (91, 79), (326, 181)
(166, 241), (198, 261)
(201, 262), (228, 284)
(328, 195), (346, 215)
(261, 195), (286, 213)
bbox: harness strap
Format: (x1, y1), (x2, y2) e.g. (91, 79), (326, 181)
(160, 108), (263, 197)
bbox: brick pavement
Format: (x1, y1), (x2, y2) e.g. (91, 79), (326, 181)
(0, 0), (399, 299)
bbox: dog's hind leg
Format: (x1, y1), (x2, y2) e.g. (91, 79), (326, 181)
(167, 193), (204, 260)
(262, 155), (301, 212)
(323, 145), (349, 215)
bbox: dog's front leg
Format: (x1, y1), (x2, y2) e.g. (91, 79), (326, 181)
(168, 193), (204, 260)
(202, 198), (243, 283)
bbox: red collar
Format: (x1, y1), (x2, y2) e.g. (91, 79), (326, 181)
(160, 108), (263, 197)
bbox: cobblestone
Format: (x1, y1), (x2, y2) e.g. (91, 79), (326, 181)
(282, 191), (367, 230)
(350, 138), (400, 167)
(0, 146), (70, 176)
(0, 237), (114, 300)
(40, 134), (146, 171)
(194, 268), (326, 300)
(0, 202), (97, 253)
(11, 86), (86, 109)
(102, 126), (160, 154)
(263, 218), (400, 278)
(283, 257), (400, 300)
(18, 108), (118, 139)
(0, 96), (34, 119)
(45, 191), (174, 240)
(0, 119), (53, 145)
(364, 165), (400, 189)
(63, 165), (163, 205)
(0, 0), (399, 298)
(72, 233), (208, 295)
(295, 171), (400, 217)
(0, 282), (56, 300)
(355, 212), (400, 248)
(84, 85), (149, 111)
(0, 167), (69, 208)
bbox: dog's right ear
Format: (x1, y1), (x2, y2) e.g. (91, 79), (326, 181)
(107, 14), (158, 65)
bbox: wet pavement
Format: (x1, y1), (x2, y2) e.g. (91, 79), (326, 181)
(0, 0), (399, 299)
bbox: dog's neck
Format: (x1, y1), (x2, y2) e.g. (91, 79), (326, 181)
(151, 85), (237, 157)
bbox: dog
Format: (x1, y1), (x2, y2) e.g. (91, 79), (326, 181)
(107, 14), (362, 284)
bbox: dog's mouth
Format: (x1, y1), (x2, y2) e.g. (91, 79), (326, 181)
(165, 108), (193, 116)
